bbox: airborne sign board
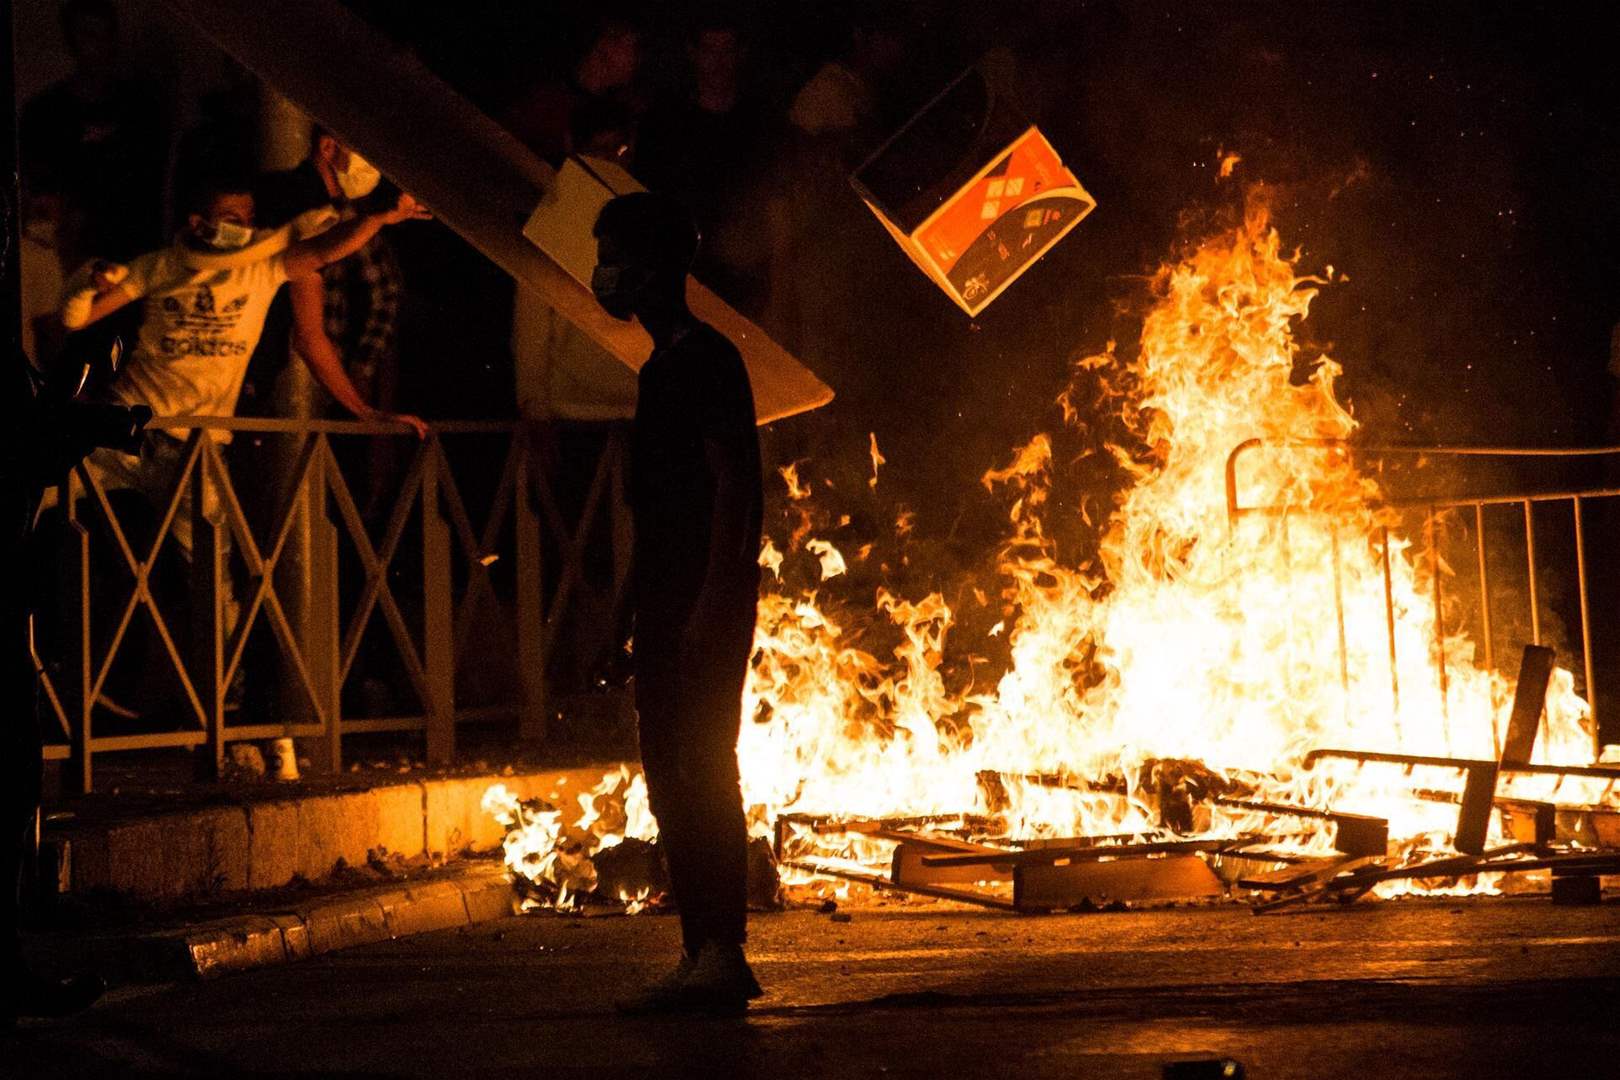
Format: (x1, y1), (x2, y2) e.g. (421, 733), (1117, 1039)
(853, 66), (1095, 317)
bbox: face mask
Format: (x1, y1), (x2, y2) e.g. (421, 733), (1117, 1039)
(336, 151), (382, 200)
(201, 218), (254, 251)
(591, 263), (647, 321)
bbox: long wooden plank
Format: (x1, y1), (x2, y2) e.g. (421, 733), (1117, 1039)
(1501, 644), (1555, 765)
(1458, 643), (1556, 853)
(892, 841), (1014, 888)
(159, 0), (832, 425)
(1212, 797), (1388, 857)
(1014, 854), (1224, 912)
(921, 837), (1252, 869)
(782, 859), (1015, 912)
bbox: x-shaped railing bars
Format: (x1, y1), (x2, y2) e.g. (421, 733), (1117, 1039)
(72, 433), (211, 730)
(202, 434), (331, 729)
(439, 431), (522, 673)
(328, 437), (434, 708)
(31, 629), (73, 750)
(38, 419), (628, 785)
(531, 429), (631, 662)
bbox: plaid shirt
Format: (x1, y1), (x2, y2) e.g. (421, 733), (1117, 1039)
(320, 226), (402, 399)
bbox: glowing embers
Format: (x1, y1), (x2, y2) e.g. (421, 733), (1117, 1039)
(485, 205), (1620, 913)
(481, 768), (659, 912)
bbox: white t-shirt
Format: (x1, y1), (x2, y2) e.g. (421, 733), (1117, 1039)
(109, 242), (290, 437)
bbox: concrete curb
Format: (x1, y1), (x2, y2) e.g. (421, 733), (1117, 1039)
(48, 763), (627, 903)
(119, 863), (517, 982)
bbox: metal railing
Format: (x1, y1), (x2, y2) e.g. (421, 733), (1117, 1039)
(1226, 438), (1620, 757)
(33, 416), (631, 792)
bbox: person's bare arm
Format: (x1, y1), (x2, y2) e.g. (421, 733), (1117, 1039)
(282, 193), (431, 279)
(61, 262), (138, 329)
(288, 273), (429, 438)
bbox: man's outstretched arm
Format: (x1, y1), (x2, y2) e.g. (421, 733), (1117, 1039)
(282, 193), (431, 279)
(60, 262), (140, 330)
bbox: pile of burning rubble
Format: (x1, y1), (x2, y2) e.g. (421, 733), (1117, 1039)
(486, 200), (1620, 916)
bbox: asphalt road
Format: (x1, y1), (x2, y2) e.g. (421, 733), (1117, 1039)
(9, 895), (1620, 1078)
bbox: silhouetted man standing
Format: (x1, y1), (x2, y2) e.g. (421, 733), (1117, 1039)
(590, 193), (763, 1015)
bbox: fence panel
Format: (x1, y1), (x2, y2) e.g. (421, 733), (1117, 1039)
(33, 416), (631, 791)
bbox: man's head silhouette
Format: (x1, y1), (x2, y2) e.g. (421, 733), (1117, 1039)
(590, 193), (700, 323)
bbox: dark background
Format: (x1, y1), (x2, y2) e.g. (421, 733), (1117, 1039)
(355, 0), (1620, 519)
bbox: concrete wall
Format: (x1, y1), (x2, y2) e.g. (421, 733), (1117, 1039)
(54, 765), (624, 902)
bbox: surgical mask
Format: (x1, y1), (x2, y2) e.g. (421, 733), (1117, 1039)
(590, 263), (650, 321)
(201, 218), (254, 251)
(336, 151), (382, 200)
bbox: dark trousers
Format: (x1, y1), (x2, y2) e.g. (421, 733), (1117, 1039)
(633, 608), (753, 956)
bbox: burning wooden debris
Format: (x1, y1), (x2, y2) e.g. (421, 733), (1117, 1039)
(484, 212), (1620, 920)
(765, 644), (1619, 915)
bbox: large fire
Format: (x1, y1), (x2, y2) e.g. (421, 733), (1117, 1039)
(489, 200), (1612, 908)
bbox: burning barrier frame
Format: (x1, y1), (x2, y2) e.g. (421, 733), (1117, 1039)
(32, 416), (632, 792)
(1226, 438), (1620, 757)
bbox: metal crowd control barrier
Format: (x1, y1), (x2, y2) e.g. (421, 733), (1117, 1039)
(1226, 438), (1619, 758)
(33, 416), (631, 793)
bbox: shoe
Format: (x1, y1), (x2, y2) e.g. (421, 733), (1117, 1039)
(614, 951), (697, 1016)
(682, 941), (763, 1016)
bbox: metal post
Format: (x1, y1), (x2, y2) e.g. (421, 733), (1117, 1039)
(1523, 500), (1540, 645)
(64, 476), (93, 794)
(1573, 496), (1598, 754)
(258, 88), (329, 763)
(191, 451), (225, 778)
(309, 437), (342, 772)
(1475, 502), (1500, 758)
(1428, 507), (1449, 744)
(515, 426), (547, 743)
(1330, 528), (1350, 720)
(421, 442), (455, 765)
(1381, 526), (1401, 738)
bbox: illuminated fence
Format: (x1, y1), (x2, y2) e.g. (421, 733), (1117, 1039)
(1226, 438), (1620, 758)
(34, 416), (630, 792)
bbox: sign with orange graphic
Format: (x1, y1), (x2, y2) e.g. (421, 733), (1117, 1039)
(858, 124), (1095, 317)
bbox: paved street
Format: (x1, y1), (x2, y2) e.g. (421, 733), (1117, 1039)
(10, 895), (1620, 1078)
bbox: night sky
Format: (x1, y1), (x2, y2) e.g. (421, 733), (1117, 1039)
(367, 1), (1620, 531)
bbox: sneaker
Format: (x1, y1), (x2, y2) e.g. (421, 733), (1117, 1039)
(682, 941), (763, 1015)
(614, 952), (697, 1016)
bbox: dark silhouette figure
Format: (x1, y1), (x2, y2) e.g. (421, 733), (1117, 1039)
(591, 194), (763, 1016)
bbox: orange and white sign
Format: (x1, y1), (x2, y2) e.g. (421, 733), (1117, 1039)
(862, 125), (1095, 317)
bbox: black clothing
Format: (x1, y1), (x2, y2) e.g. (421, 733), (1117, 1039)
(253, 160), (333, 230)
(634, 101), (770, 313)
(630, 323), (762, 621)
(20, 78), (167, 263)
(629, 320), (761, 954)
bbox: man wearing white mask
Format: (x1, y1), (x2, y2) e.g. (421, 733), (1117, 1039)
(256, 128), (428, 443)
(57, 172), (430, 628)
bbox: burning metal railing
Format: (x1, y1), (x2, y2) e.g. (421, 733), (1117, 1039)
(33, 416), (631, 791)
(1227, 437), (1620, 757)
(485, 205), (1620, 917)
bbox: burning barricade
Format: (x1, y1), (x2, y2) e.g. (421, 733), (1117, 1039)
(487, 200), (1620, 918)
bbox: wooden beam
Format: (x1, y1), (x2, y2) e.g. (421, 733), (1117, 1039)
(1212, 797), (1388, 857)
(921, 837), (1253, 870)
(892, 840), (1014, 888)
(1013, 854), (1224, 912)
(159, 0), (832, 425)
(782, 859), (1016, 912)
(1501, 644), (1555, 765)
